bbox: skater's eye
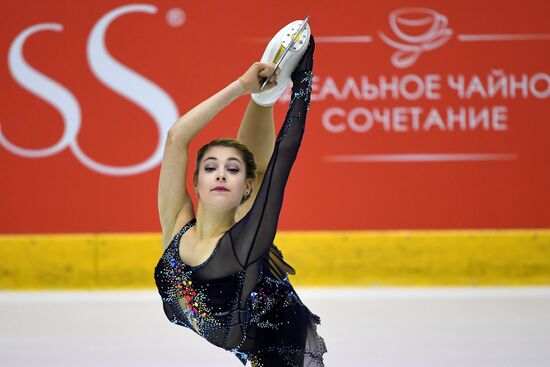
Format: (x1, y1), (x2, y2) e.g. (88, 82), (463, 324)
(204, 165), (239, 173)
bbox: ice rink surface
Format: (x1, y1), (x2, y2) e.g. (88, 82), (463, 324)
(1, 287), (549, 367)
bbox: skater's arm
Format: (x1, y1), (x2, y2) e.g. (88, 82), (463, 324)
(158, 64), (279, 248)
(237, 101), (275, 173)
(169, 81), (244, 144)
(237, 92), (278, 174)
(158, 81), (243, 248)
(235, 64), (279, 219)
(236, 100), (276, 219)
(169, 61), (278, 146)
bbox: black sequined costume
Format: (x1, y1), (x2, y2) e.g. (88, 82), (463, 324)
(154, 37), (326, 366)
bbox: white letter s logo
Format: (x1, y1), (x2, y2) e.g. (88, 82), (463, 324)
(2, 4), (179, 176)
(2, 23), (81, 158)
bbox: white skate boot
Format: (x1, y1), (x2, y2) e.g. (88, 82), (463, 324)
(251, 18), (311, 107)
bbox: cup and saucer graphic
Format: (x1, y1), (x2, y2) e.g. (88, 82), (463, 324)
(379, 8), (453, 68)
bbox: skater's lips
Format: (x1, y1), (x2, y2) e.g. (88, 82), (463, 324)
(212, 186), (229, 191)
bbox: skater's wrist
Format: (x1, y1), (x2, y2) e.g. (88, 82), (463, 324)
(235, 78), (247, 96)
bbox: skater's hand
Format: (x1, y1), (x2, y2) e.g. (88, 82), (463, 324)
(238, 62), (280, 94)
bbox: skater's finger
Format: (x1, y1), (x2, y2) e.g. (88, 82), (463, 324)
(263, 80), (278, 91)
(269, 64), (281, 77)
(269, 69), (281, 84)
(260, 68), (273, 81)
(262, 63), (280, 78)
(258, 64), (275, 78)
(269, 67), (281, 83)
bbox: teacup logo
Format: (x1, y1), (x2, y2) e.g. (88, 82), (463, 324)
(379, 8), (453, 68)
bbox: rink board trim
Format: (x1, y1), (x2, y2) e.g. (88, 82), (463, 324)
(0, 230), (549, 289)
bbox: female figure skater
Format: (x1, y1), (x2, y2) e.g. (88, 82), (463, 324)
(154, 23), (325, 366)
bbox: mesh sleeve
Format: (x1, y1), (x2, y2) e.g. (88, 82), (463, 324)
(228, 36), (315, 270)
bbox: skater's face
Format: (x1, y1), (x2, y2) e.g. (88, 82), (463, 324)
(195, 146), (252, 210)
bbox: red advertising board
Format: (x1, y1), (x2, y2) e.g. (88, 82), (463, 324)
(1, 0), (549, 233)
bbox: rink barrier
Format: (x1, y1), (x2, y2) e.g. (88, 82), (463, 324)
(0, 230), (549, 289)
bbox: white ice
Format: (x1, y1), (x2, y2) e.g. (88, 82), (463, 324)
(1, 287), (549, 367)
